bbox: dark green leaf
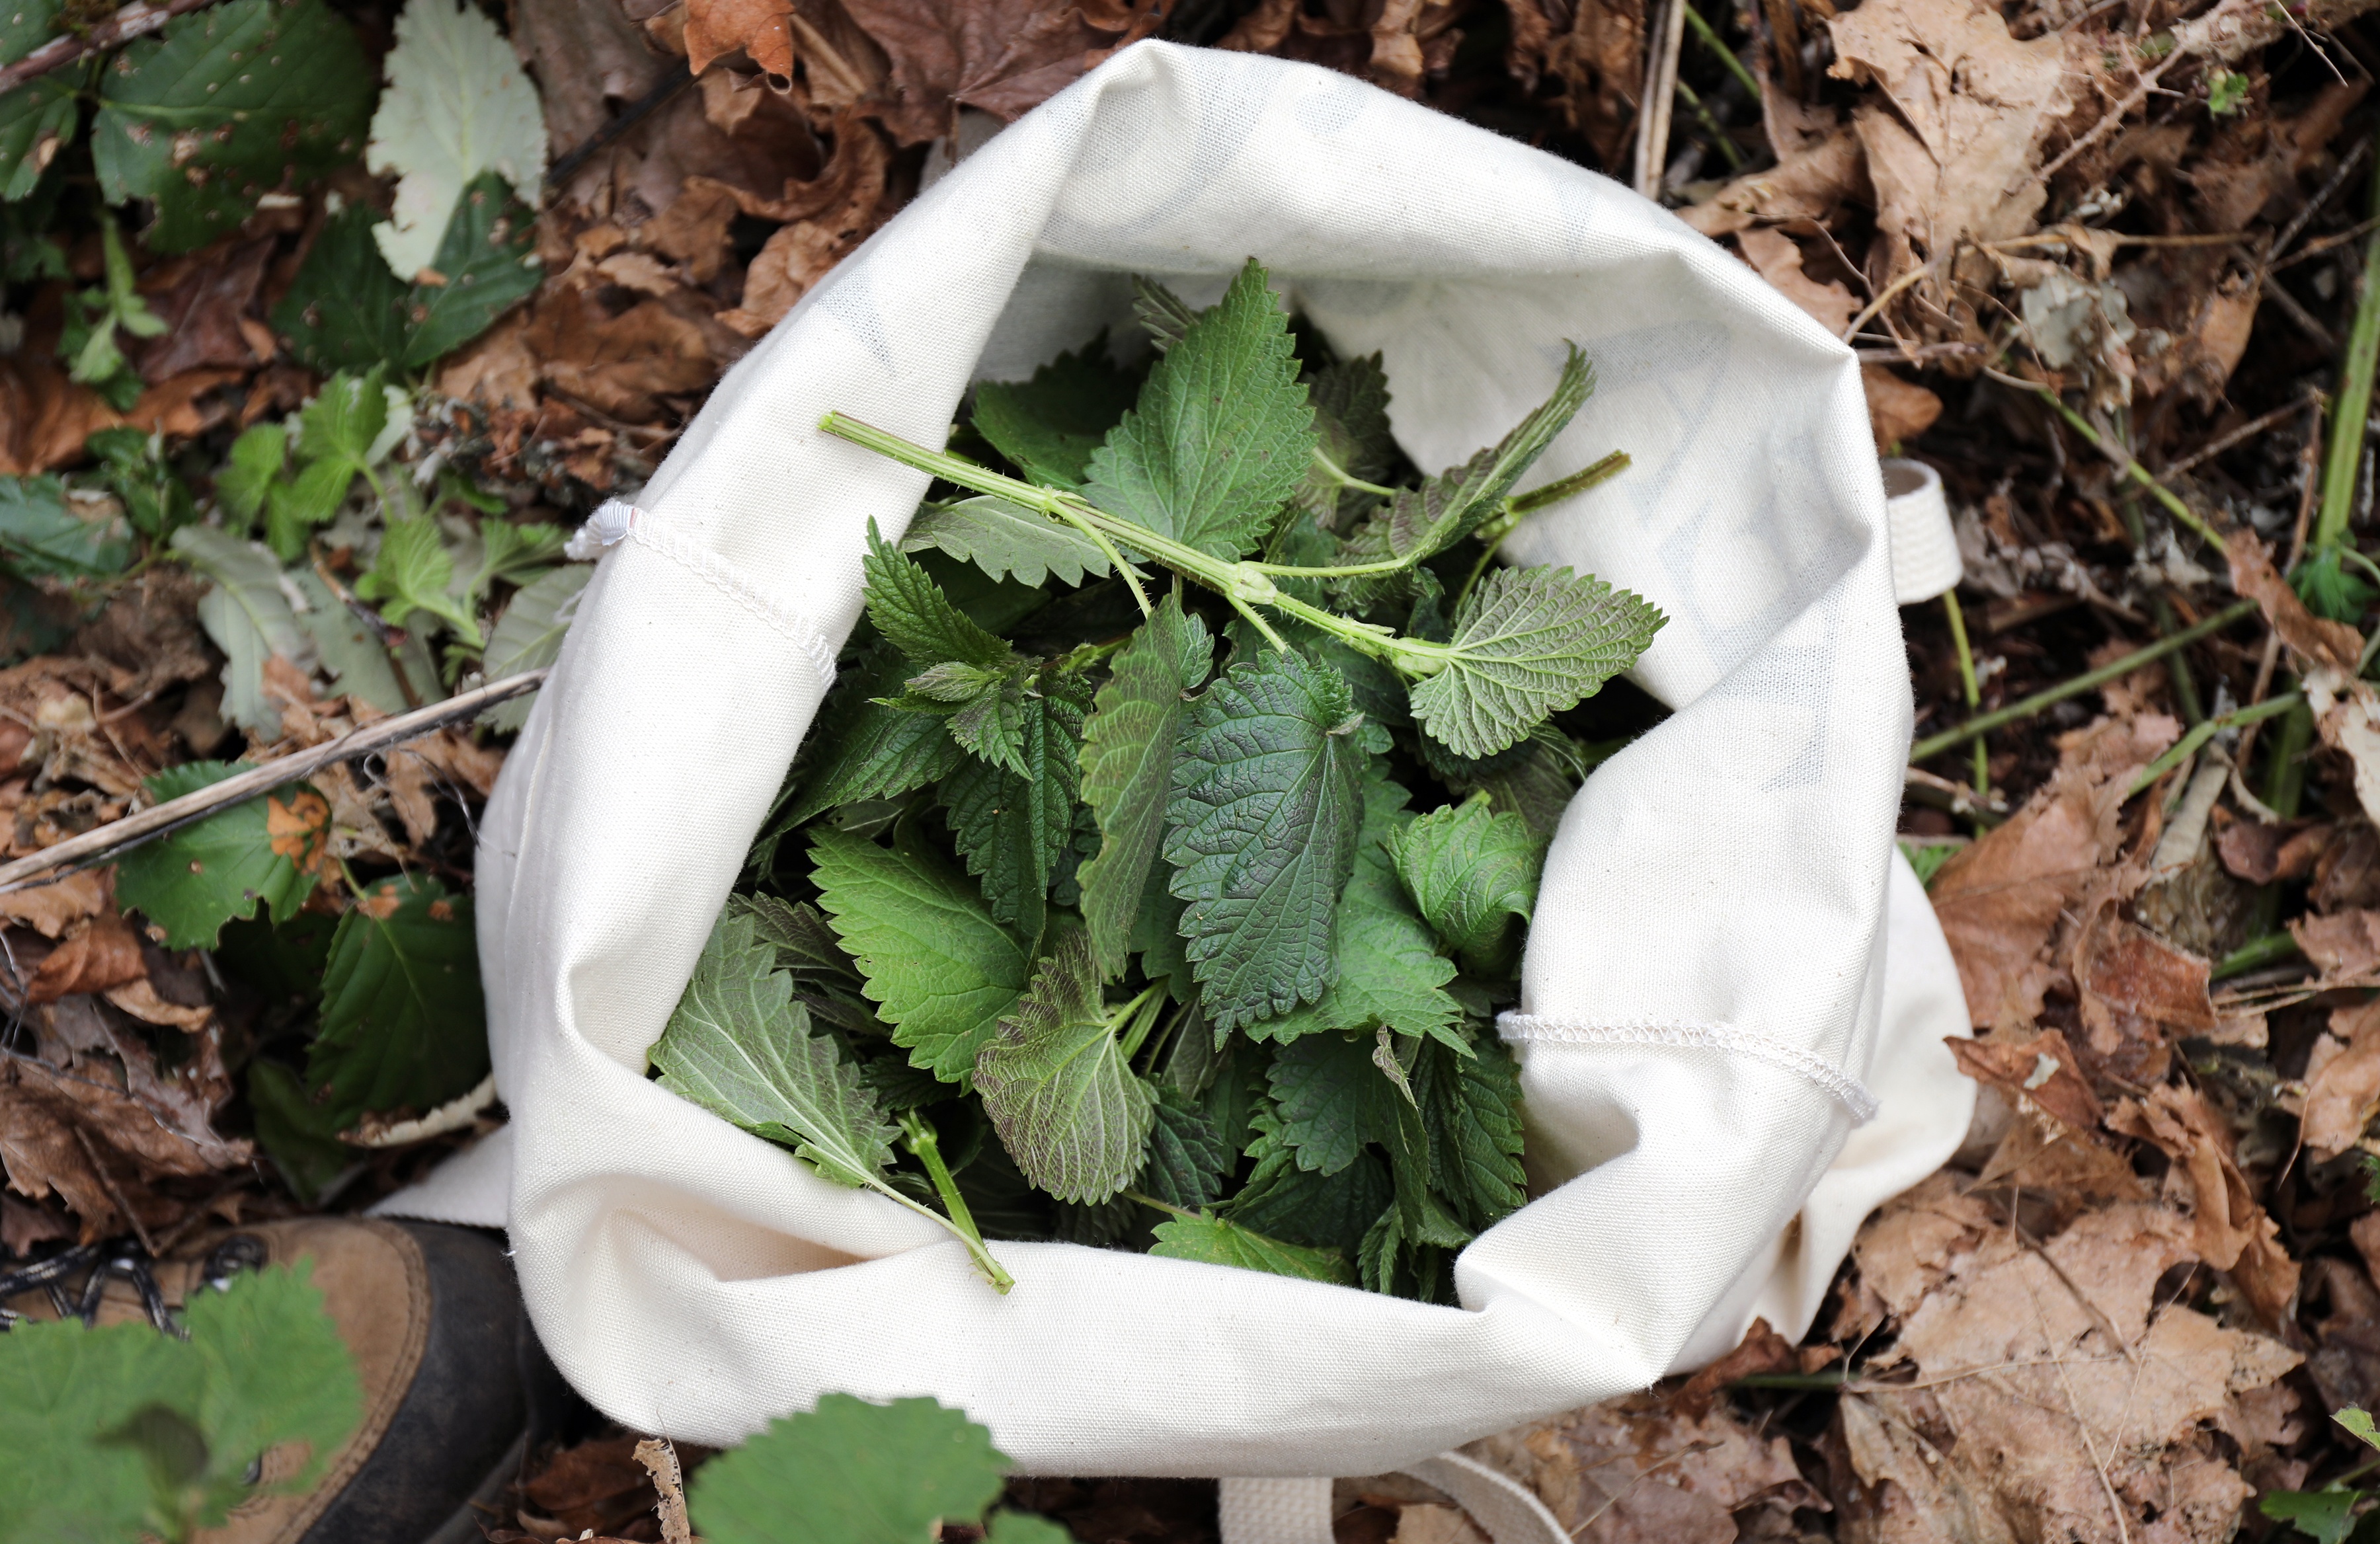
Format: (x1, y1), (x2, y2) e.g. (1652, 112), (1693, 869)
(1146, 1212), (1353, 1284)
(93, 0), (372, 252)
(401, 172), (541, 367)
(1299, 352), (1394, 529)
(1086, 259), (1316, 562)
(1382, 347), (1593, 564)
(1357, 1186), (1471, 1298)
(971, 340), (1138, 488)
(1386, 791), (1544, 971)
(0, 81), (75, 204)
(215, 424), (286, 530)
(1163, 650), (1367, 1032)
(306, 874), (486, 1126)
(1267, 1030), (1404, 1176)
(864, 520), (1012, 670)
(1406, 565), (1665, 759)
(1225, 1104), (1391, 1254)
(781, 651), (966, 831)
(1134, 1087), (1231, 1210)
(1418, 1032), (1525, 1231)
(0, 474), (133, 578)
(811, 826), (1031, 1085)
(114, 763), (323, 948)
(688, 1394), (1012, 1544)
(2260, 1489), (2363, 1544)
(1078, 593), (1212, 977)
(271, 204), (412, 372)
(246, 1059), (349, 1202)
(939, 675), (1086, 940)
(973, 926), (1155, 1204)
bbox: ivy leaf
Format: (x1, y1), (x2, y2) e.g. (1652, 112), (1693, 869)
(1163, 650), (1367, 1033)
(651, 908), (898, 1188)
(1382, 346), (1593, 564)
(1086, 259), (1316, 562)
(356, 516), (482, 646)
(1078, 593), (1212, 978)
(1385, 791), (1544, 973)
(0, 474), (133, 578)
(307, 874), (486, 1126)
(1299, 352), (1394, 530)
(973, 927), (1156, 1204)
(902, 496), (1111, 588)
(92, 0), (372, 252)
(1224, 1104), (1391, 1255)
(364, 0), (545, 281)
(1134, 1087), (1232, 1210)
(1147, 1212), (1353, 1284)
(939, 675), (1087, 940)
(1419, 1032), (1526, 1231)
(1406, 565), (1665, 760)
(1252, 768), (1460, 1048)
(171, 527), (311, 734)
(399, 172), (542, 368)
(811, 826), (1030, 1085)
(971, 340), (1138, 488)
(114, 763), (325, 948)
(687, 1394), (1010, 1544)
(271, 204), (413, 371)
(864, 519), (1010, 670)
(482, 564), (591, 730)
(781, 654), (965, 831)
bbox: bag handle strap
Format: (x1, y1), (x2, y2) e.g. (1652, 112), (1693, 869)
(1216, 1454), (1567, 1544)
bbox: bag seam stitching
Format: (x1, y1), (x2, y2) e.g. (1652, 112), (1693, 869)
(1495, 1013), (1878, 1124)
(590, 499), (840, 686)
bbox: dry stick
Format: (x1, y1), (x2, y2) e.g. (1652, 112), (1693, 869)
(0, 669), (548, 895)
(1634, 0), (1689, 198)
(2157, 391), (2322, 479)
(0, 0), (226, 94)
(1909, 600), (2258, 763)
(73, 1126), (157, 1257)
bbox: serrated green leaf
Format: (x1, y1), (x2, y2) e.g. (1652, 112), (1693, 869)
(1147, 1211), (1353, 1284)
(781, 654), (965, 831)
(1386, 791), (1544, 973)
(470, 520), (569, 595)
(902, 496), (1111, 588)
(114, 762), (323, 949)
(973, 927), (1155, 1204)
(1253, 768), (1459, 1046)
(365, 0), (545, 281)
(298, 367), (388, 469)
(264, 455), (356, 559)
(1163, 650), (1367, 1032)
(93, 0), (373, 252)
(935, 666), (1033, 775)
(1132, 275), (1197, 354)
(216, 423), (286, 530)
(1078, 594), (1212, 978)
(356, 515), (481, 645)
(1300, 352), (1394, 530)
(2340, 1407), (2380, 1451)
(652, 907), (898, 1188)
(939, 674), (1086, 940)
(0, 474), (133, 578)
(811, 826), (1030, 1085)
(1406, 565), (1665, 759)
(271, 204), (413, 372)
(1458, 730), (1584, 840)
(865, 519), (1011, 670)
(1135, 1087), (1231, 1209)
(400, 171), (542, 368)
(0, 1261), (362, 1544)
(972, 340), (1138, 488)
(0, 81), (75, 204)
(688, 1394), (1011, 1544)
(482, 563), (590, 730)
(1419, 1032), (1525, 1231)
(1224, 1103), (1391, 1254)
(1358, 1186), (1471, 1297)
(1086, 260), (1316, 562)
(286, 567), (413, 714)
(2259, 1489), (2362, 1544)
(1382, 348), (1593, 564)
(307, 874), (485, 1126)
(1267, 1030), (1404, 1176)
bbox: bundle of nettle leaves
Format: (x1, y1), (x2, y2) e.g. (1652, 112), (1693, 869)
(649, 262), (1663, 1299)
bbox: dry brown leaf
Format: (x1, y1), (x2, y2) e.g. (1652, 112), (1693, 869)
(2071, 904), (2213, 1084)
(1388, 1503), (1488, 1544)
(102, 976), (214, 1032)
(1825, 0), (2081, 311)
(379, 732), (506, 846)
(26, 912), (149, 1003)
(1216, 0), (1468, 98)
(2216, 815), (2328, 884)
(1503, 0), (1646, 168)
(266, 787), (337, 880)
(1862, 364), (1942, 452)
(1736, 228), (1857, 334)
(2302, 996), (2380, 1162)
(1947, 1028), (2103, 1132)
(686, 0), (797, 76)
(2107, 1083), (2297, 1321)
(0, 868), (110, 939)
(1670, 1316), (1796, 1419)
(510, 0), (672, 157)
(1928, 713), (2178, 1030)
(0, 354), (241, 475)
(436, 312), (543, 412)
(2230, 531), (2361, 672)
(1972, 1100), (2147, 1214)
(1837, 1170), (1999, 1338)
(836, 0), (1166, 144)
(126, 235), (276, 382)
(1679, 124), (1867, 239)
(525, 291), (724, 422)
(2291, 907), (2380, 977)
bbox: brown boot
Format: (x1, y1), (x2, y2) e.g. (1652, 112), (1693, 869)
(3, 1216), (559, 1544)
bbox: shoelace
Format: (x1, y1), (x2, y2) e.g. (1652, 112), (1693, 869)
(0, 1232), (265, 1335)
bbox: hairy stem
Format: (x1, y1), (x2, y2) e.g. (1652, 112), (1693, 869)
(895, 1109), (1012, 1293)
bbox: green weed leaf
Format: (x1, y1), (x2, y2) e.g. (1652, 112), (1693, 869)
(0, 474), (133, 578)
(357, 516), (481, 646)
(114, 762), (324, 948)
(216, 424), (287, 531)
(811, 827), (1030, 1085)
(865, 520), (1012, 670)
(1135, 1087), (1231, 1210)
(1163, 650), (1367, 1032)
(272, 204), (413, 371)
(974, 927), (1156, 1204)
(364, 0), (545, 280)
(1386, 791), (1543, 972)
(903, 496), (1111, 588)
(0, 3), (75, 204)
(1147, 1211), (1353, 1284)
(1224, 1104), (1390, 1254)
(781, 654), (965, 831)
(939, 674), (1087, 939)
(1418, 1032), (1525, 1231)
(1299, 352), (1394, 529)
(307, 874), (486, 1126)
(173, 527), (313, 733)
(1406, 565), (1665, 759)
(972, 340), (1138, 488)
(400, 172), (541, 367)
(1078, 594), (1212, 977)
(483, 564), (591, 729)
(688, 1394), (1010, 1544)
(1382, 347), (1593, 563)
(1086, 259), (1315, 562)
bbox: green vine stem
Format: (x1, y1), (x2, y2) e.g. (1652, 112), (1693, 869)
(895, 1109), (1012, 1293)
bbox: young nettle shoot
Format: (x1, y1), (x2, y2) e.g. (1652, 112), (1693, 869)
(651, 259), (1658, 1298)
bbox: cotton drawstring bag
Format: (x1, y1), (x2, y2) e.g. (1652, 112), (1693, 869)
(433, 36), (1983, 1488)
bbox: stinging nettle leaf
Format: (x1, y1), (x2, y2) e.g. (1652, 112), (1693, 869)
(1135, 1087), (1232, 1210)
(1077, 593), (1212, 978)
(1300, 352), (1394, 531)
(1386, 791), (1545, 971)
(1225, 1102), (1391, 1255)
(864, 519), (1012, 670)
(1382, 346), (1595, 564)
(307, 873), (486, 1126)
(1146, 1211), (1353, 1285)
(811, 826), (1030, 1085)
(1419, 1032), (1527, 1231)
(973, 927), (1157, 1205)
(939, 674), (1087, 941)
(1163, 650), (1367, 1033)
(687, 1394), (1011, 1544)
(971, 340), (1139, 488)
(1406, 565), (1665, 760)
(651, 907), (898, 1189)
(903, 496), (1111, 589)
(1086, 260), (1317, 563)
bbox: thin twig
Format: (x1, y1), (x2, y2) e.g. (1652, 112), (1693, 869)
(73, 1127), (157, 1258)
(0, 0), (225, 96)
(2022, 383), (2227, 550)
(545, 62), (697, 189)
(2274, 139), (2373, 264)
(0, 670), (548, 895)
(2156, 390), (2322, 478)
(1634, 0), (1689, 198)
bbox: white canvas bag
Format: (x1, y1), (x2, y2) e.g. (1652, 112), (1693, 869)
(457, 38), (1979, 1478)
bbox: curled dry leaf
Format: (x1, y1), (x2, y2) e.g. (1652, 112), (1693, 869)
(1669, 1316), (1796, 1420)
(1735, 227), (1856, 335)
(26, 911), (151, 1004)
(2215, 814), (2328, 885)
(1679, 122), (1868, 240)
(2300, 996), (2380, 1163)
(1501, 0), (1646, 168)
(2290, 907), (2380, 979)
(2072, 901), (2213, 1083)
(836, 0), (1169, 144)
(0, 868), (111, 939)
(2106, 1083), (2297, 1322)
(1862, 365), (1942, 452)
(2229, 531), (2361, 672)
(1217, 0), (1468, 99)
(1947, 1027), (2103, 1132)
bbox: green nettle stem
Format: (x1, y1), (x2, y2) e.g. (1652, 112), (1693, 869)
(894, 1109), (1012, 1293)
(823, 413), (1445, 674)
